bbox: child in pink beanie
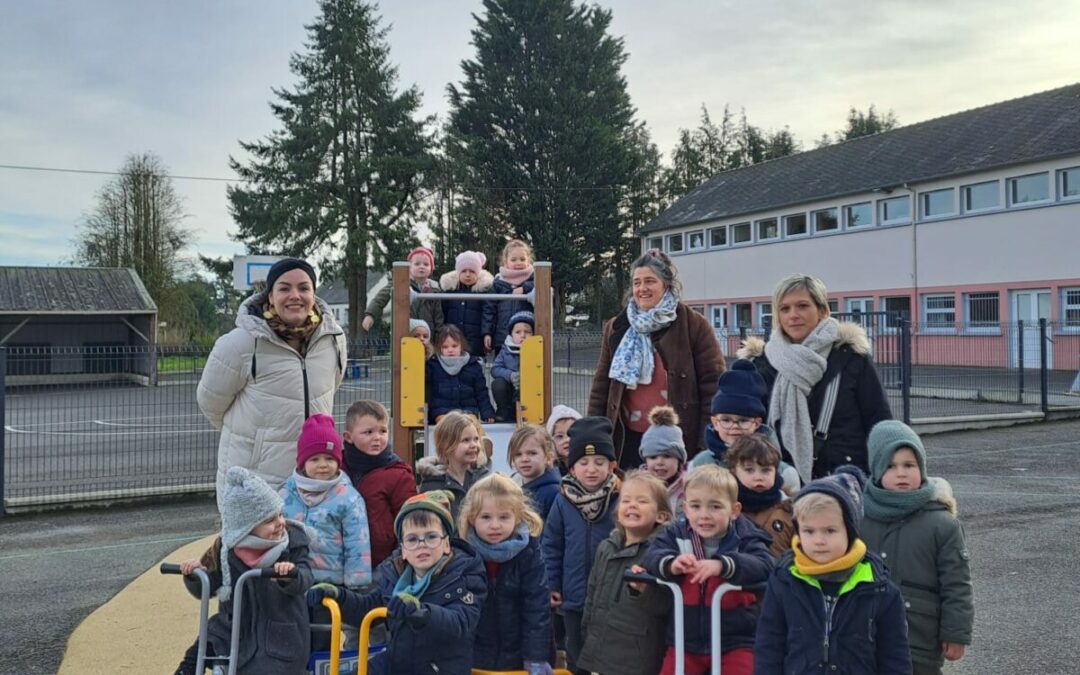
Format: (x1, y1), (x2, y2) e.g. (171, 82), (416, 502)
(279, 413), (372, 590)
(440, 249), (495, 357)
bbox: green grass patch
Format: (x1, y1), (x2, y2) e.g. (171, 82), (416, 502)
(157, 355), (208, 373)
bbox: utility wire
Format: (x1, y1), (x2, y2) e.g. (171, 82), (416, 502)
(0, 162), (648, 193)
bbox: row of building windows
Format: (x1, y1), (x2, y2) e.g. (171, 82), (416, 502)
(648, 166), (1080, 254)
(689, 288), (1080, 333)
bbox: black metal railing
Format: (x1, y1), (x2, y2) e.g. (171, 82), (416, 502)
(3, 321), (1079, 511)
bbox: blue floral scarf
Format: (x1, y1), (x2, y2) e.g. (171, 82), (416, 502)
(609, 291), (679, 389)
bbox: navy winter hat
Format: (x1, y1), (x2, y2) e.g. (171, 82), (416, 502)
(507, 310), (535, 333)
(794, 465), (867, 542)
(265, 258), (317, 290)
(710, 359), (767, 418)
(567, 416), (617, 466)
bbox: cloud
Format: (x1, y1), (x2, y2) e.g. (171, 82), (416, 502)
(3, 0), (1080, 268)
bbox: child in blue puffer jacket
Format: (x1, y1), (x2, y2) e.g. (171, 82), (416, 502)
(280, 414), (372, 590)
(460, 474), (553, 675)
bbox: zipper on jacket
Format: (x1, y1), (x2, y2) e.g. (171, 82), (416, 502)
(301, 357), (310, 418)
(822, 595), (837, 664)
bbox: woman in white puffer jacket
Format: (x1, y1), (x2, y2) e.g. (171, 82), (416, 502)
(198, 259), (347, 495)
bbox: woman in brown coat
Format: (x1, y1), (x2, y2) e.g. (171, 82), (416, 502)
(588, 249), (725, 470)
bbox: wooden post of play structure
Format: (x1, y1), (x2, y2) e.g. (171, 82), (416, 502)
(533, 262), (553, 423)
(390, 262), (412, 463)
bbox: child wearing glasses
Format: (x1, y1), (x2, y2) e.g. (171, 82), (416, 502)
(692, 360), (801, 492)
(308, 490), (487, 674)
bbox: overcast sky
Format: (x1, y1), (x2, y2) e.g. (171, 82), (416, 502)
(2, 0), (1078, 268)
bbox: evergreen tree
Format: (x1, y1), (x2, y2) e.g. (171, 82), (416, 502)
(445, 0), (640, 317)
(228, 0), (433, 337)
(838, 104), (898, 140)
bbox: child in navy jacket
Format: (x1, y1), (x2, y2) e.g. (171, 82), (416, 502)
(308, 491), (488, 675)
(426, 324), (495, 422)
(643, 465), (773, 675)
(541, 417), (620, 673)
(753, 467), (911, 675)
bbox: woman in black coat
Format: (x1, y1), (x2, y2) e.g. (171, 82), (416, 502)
(738, 274), (891, 482)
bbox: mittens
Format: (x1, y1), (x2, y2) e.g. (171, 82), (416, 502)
(307, 583), (340, 608)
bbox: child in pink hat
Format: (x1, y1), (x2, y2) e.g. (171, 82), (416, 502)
(440, 250), (495, 356)
(362, 245), (444, 332)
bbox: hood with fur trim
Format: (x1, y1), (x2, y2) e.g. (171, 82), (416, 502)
(737, 320), (872, 360)
(929, 476), (957, 515)
(439, 269), (494, 293)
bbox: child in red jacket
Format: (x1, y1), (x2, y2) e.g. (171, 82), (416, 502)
(342, 400), (417, 568)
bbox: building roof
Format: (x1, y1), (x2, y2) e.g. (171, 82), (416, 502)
(0, 267), (157, 314)
(318, 271), (387, 305)
(641, 83), (1080, 234)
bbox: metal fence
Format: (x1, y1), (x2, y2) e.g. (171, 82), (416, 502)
(3, 321), (1079, 511)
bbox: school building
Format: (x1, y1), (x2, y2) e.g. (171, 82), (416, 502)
(639, 84), (1080, 371)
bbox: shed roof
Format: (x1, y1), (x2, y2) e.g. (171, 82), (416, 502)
(641, 83), (1080, 234)
(0, 267), (157, 314)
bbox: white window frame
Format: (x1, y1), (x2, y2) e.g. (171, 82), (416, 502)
(1061, 287), (1080, 333)
(645, 236), (663, 252)
(1008, 172), (1050, 207)
(920, 188), (955, 220)
(709, 304), (729, 332)
(782, 213), (809, 238)
(879, 196), (911, 226)
(730, 222), (753, 246)
(921, 293), (956, 334)
(756, 217), (780, 241)
(666, 232), (685, 253)
(708, 225), (728, 248)
(962, 180), (1000, 213)
(963, 291), (1000, 334)
(843, 201), (873, 229)
(687, 229), (706, 251)
(811, 207), (839, 234)
(827, 299), (839, 314)
(757, 302), (773, 331)
(689, 304), (705, 315)
(1059, 167), (1080, 201)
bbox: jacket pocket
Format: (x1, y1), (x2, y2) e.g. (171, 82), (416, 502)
(219, 428), (259, 471)
(264, 619), (305, 661)
(901, 583), (942, 654)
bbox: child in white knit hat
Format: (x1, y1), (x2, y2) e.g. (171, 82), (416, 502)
(546, 404), (582, 476)
(175, 466), (313, 675)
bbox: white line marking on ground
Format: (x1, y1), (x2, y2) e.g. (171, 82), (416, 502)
(4, 425), (215, 436)
(0, 534), (214, 561)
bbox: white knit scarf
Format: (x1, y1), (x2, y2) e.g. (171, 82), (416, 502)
(764, 317), (839, 483)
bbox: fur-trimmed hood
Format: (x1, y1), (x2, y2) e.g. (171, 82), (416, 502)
(439, 269), (494, 293)
(415, 445), (490, 480)
(736, 320), (872, 359)
(929, 476), (957, 515)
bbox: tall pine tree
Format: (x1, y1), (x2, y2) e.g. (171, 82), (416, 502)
(445, 0), (640, 318)
(228, 0), (433, 337)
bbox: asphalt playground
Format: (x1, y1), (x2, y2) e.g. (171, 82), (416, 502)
(0, 418), (1078, 674)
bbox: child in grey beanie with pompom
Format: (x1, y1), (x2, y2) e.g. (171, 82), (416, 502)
(639, 405), (689, 513)
(174, 466), (314, 675)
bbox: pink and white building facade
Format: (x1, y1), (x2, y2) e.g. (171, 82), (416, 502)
(639, 85), (1080, 372)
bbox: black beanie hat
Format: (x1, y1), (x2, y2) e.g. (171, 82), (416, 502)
(567, 416), (617, 467)
(265, 258), (317, 291)
(711, 359), (768, 418)
(794, 465), (867, 542)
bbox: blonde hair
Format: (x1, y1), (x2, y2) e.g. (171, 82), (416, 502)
(772, 274), (831, 318)
(683, 464), (739, 504)
(615, 471), (674, 538)
(507, 424), (556, 465)
(458, 473), (544, 538)
(501, 238), (534, 265)
(793, 491), (843, 522)
(411, 326), (435, 358)
(433, 411), (478, 465)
